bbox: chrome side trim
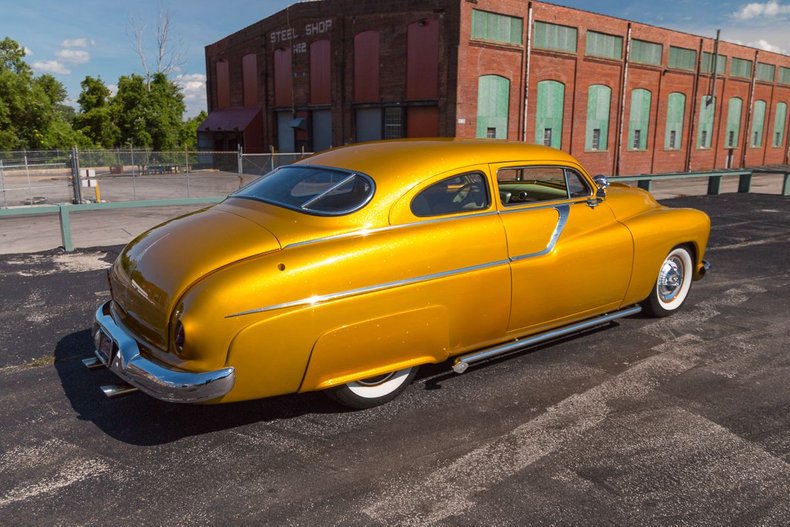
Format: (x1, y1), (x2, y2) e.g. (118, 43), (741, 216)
(452, 305), (642, 373)
(93, 301), (235, 403)
(228, 203), (572, 318)
(226, 257), (512, 318)
(283, 209), (501, 250)
(100, 383), (139, 398)
(510, 204), (569, 262)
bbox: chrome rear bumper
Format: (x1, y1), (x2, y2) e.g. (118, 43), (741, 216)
(92, 301), (235, 403)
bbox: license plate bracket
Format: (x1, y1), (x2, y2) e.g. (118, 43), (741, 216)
(97, 330), (116, 365)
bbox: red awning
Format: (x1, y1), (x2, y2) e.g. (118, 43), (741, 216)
(198, 107), (261, 132)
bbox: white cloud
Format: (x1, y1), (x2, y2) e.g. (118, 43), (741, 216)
(175, 73), (208, 118)
(23, 47), (33, 57)
(56, 48), (91, 64)
(732, 1), (790, 20)
(61, 38), (93, 48)
(750, 38), (786, 53)
(107, 84), (118, 97)
(31, 60), (70, 75)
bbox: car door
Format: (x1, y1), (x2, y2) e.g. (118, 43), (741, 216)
(491, 162), (634, 334)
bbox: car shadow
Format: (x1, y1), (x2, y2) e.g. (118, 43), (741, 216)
(54, 330), (351, 446)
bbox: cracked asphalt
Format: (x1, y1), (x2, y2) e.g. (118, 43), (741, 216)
(0, 193), (788, 525)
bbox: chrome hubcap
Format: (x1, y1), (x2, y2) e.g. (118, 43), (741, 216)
(658, 256), (684, 302)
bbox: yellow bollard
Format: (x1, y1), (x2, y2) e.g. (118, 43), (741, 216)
(95, 180), (101, 203)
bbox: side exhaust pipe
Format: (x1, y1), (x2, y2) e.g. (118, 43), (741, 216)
(100, 383), (139, 398)
(452, 305), (642, 374)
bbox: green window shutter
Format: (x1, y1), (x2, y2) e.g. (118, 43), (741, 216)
(755, 63), (775, 82)
(664, 92), (686, 149)
(628, 88), (651, 150)
(585, 31), (622, 60)
(476, 75), (510, 139)
(585, 84), (611, 150)
(725, 98), (743, 148)
(534, 21), (577, 53)
(697, 95), (715, 148)
(781, 67), (790, 85)
(701, 52), (726, 75)
(669, 47), (696, 71)
(535, 80), (565, 148)
(750, 100), (766, 147)
(631, 39), (662, 66)
(773, 102), (787, 147)
(731, 58), (753, 78)
(471, 10), (523, 45)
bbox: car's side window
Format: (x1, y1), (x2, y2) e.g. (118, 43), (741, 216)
(411, 172), (490, 217)
(497, 166), (591, 205)
(566, 169), (592, 198)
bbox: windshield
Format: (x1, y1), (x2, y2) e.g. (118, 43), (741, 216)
(232, 165), (375, 215)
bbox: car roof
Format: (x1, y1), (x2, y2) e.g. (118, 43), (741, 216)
(296, 139), (582, 192)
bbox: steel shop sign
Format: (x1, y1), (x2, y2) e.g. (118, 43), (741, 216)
(270, 19), (333, 54)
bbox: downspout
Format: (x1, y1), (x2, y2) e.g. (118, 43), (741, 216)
(522, 2), (533, 142)
(763, 68), (776, 165)
(649, 56), (664, 173)
(709, 30), (720, 109)
(614, 23), (631, 176)
(741, 49), (758, 168)
(684, 38), (704, 172)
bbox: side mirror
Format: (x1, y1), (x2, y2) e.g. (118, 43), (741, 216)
(588, 175), (609, 208)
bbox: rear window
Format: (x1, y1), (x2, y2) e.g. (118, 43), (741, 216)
(232, 165), (375, 215)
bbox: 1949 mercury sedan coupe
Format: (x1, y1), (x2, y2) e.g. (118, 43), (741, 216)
(87, 140), (710, 408)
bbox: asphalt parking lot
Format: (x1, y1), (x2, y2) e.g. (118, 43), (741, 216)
(1, 193), (789, 525)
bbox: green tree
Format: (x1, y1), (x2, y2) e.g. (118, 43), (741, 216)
(111, 73), (152, 147)
(74, 76), (119, 148)
(179, 110), (206, 150)
(147, 72), (185, 150)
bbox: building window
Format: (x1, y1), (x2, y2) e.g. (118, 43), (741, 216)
(773, 102), (787, 147)
(756, 62), (776, 82)
(215, 60), (230, 109)
(406, 19), (439, 100)
(781, 67), (790, 85)
(535, 80), (565, 148)
(731, 58), (753, 78)
(701, 52), (726, 75)
(697, 95), (715, 149)
(354, 31), (380, 103)
(585, 84), (611, 151)
(486, 127), (496, 139)
(533, 21), (577, 53)
(242, 54), (258, 108)
(585, 31), (622, 60)
(543, 128), (553, 146)
(471, 9), (523, 45)
(628, 88), (651, 150)
(310, 40), (331, 105)
(273, 48), (293, 107)
(750, 100), (766, 147)
(384, 107), (403, 139)
(631, 39), (662, 66)
(476, 75), (510, 139)
(726, 97), (742, 147)
(668, 46), (696, 71)
(665, 92), (686, 150)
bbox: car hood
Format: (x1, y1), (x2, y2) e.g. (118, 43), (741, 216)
(109, 206), (281, 351)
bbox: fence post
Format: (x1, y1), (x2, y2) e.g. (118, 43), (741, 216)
(70, 147), (82, 204)
(237, 144), (244, 175)
(58, 204), (74, 252)
(0, 159), (6, 208)
(737, 172), (752, 193)
(707, 176), (722, 195)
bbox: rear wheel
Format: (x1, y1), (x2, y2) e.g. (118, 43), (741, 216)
(641, 246), (694, 317)
(326, 367), (418, 409)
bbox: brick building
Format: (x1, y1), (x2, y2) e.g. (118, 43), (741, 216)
(200, 0), (790, 174)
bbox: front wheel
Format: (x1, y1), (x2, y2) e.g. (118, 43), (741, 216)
(326, 367), (418, 409)
(641, 246), (694, 317)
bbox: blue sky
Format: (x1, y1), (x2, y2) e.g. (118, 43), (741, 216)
(3, 0), (789, 118)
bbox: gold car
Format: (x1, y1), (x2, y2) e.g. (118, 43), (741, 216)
(88, 140), (710, 408)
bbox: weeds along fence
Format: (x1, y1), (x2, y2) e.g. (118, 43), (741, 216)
(0, 148), (313, 208)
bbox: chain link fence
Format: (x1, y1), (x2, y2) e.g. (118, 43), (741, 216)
(0, 148), (313, 208)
